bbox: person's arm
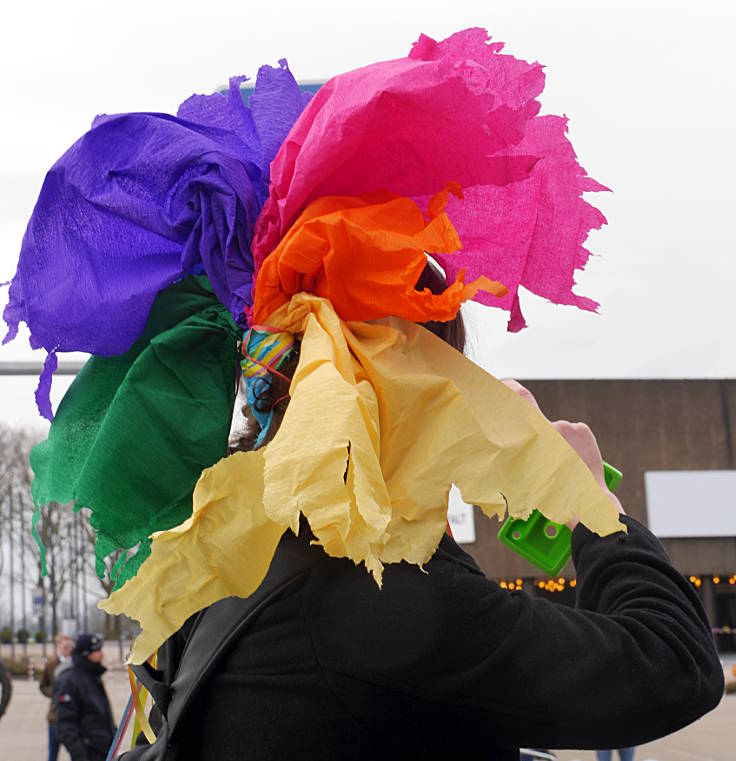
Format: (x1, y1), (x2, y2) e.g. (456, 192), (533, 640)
(489, 380), (724, 744)
(53, 676), (89, 761)
(489, 515), (723, 748)
(309, 514), (723, 753)
(307, 384), (724, 752)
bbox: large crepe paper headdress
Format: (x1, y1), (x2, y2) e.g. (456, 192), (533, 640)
(4, 29), (624, 664)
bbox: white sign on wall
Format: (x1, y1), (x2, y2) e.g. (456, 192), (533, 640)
(447, 485), (476, 544)
(644, 470), (736, 538)
(32, 586), (44, 617)
(60, 618), (77, 637)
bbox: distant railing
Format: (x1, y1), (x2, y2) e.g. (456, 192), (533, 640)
(0, 362), (84, 375)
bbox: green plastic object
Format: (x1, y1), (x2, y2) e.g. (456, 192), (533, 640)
(497, 461), (623, 576)
(602, 462), (623, 492)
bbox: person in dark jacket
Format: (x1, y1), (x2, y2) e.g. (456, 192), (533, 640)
(9, 28), (724, 761)
(53, 633), (116, 761)
(117, 316), (724, 761)
(40, 633), (74, 761)
(188, 438), (721, 758)
(0, 657), (11, 721)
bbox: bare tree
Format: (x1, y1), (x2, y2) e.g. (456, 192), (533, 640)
(1, 423), (137, 657)
(0, 425), (77, 639)
(0, 425), (17, 580)
(0, 425), (43, 652)
(79, 518), (124, 639)
(32, 502), (75, 636)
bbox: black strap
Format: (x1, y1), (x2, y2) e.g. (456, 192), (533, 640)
(136, 530), (314, 741)
(130, 661), (171, 717)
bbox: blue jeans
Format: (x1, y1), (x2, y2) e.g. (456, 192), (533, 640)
(47, 724), (60, 761)
(596, 750), (635, 761)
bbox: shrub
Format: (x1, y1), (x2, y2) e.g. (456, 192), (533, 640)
(3, 658), (26, 677)
(34, 631), (45, 644)
(16, 629), (30, 645)
(0, 628), (11, 644)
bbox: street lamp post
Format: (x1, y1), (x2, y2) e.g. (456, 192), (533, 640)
(19, 487), (27, 657)
(8, 487), (16, 661)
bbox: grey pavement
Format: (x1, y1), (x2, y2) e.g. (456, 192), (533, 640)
(1, 650), (733, 760)
(0, 657), (132, 761)
(555, 695), (735, 761)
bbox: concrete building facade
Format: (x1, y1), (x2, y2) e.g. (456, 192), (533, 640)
(461, 379), (736, 652)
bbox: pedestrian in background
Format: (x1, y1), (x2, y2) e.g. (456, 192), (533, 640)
(39, 633), (74, 761)
(596, 750), (635, 761)
(53, 633), (115, 761)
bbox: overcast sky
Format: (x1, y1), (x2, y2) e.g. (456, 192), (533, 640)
(1, 0), (734, 431)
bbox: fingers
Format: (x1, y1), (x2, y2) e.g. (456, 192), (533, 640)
(551, 420), (606, 484)
(501, 378), (544, 415)
(502, 379), (600, 477)
(501, 379), (625, 518)
(552, 420), (625, 517)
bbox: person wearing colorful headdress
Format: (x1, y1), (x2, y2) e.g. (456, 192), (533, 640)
(4, 29), (722, 760)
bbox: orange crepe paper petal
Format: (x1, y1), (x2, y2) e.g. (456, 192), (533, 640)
(426, 181), (464, 220)
(252, 188), (507, 325)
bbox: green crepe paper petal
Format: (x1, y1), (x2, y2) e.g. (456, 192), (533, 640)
(30, 276), (240, 589)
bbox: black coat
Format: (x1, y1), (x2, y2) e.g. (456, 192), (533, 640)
(121, 516), (724, 760)
(54, 654), (116, 761)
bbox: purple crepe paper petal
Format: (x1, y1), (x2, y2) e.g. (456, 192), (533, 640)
(35, 351), (57, 422)
(3, 270), (23, 345)
(177, 75), (258, 148)
(9, 109), (264, 358)
(4, 61), (310, 416)
(250, 59), (313, 169)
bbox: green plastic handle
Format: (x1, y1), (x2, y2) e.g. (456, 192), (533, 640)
(497, 461), (622, 576)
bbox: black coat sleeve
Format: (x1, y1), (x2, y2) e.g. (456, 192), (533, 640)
(478, 515), (725, 748)
(306, 516), (724, 751)
(53, 674), (89, 761)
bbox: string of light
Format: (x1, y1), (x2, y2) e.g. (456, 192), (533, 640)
(688, 574), (736, 587)
(495, 574), (736, 593)
(498, 577), (576, 593)
(498, 578), (525, 591)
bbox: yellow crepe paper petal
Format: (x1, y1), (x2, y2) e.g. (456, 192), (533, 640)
(263, 299), (392, 582)
(100, 450), (287, 664)
(104, 293), (624, 664)
(345, 317), (625, 563)
(267, 295), (624, 572)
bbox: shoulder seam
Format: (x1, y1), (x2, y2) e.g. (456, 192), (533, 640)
(300, 580), (386, 741)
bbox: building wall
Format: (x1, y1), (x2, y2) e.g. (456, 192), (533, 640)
(464, 380), (736, 580)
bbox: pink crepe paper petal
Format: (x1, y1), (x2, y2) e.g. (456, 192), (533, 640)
(252, 28), (608, 330)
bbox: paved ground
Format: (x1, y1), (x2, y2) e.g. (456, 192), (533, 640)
(0, 653), (133, 761)
(1, 649), (733, 760)
(554, 695), (735, 761)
